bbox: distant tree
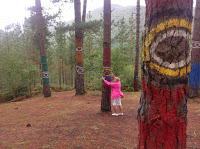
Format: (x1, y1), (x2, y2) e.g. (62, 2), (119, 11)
(128, 12), (135, 57)
(101, 0), (111, 112)
(138, 0), (193, 148)
(133, 0), (140, 91)
(189, 0), (200, 98)
(54, 23), (68, 89)
(74, 0), (85, 95)
(35, 0), (51, 97)
(82, 0), (87, 23)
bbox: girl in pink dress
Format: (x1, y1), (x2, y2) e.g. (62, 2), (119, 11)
(102, 75), (124, 116)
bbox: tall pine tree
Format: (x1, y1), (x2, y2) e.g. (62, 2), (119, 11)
(189, 0), (200, 98)
(133, 0), (140, 91)
(101, 0), (111, 112)
(74, 0), (85, 95)
(35, 0), (51, 97)
(138, 0), (193, 148)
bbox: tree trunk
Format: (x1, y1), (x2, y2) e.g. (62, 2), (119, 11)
(59, 58), (62, 89)
(35, 0), (51, 97)
(62, 59), (65, 85)
(189, 0), (200, 98)
(138, 0), (193, 148)
(74, 0), (85, 95)
(133, 0), (140, 92)
(82, 0), (87, 23)
(101, 0), (111, 112)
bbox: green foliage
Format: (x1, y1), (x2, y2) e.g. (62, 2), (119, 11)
(0, 4), (144, 101)
(0, 25), (40, 101)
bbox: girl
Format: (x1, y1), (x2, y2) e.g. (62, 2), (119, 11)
(102, 75), (124, 116)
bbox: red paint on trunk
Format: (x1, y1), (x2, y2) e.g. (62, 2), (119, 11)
(138, 79), (187, 148)
(103, 47), (111, 67)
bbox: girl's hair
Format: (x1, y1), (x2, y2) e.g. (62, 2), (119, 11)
(111, 74), (120, 81)
(115, 77), (120, 81)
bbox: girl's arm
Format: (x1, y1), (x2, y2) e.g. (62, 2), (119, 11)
(102, 77), (113, 86)
(120, 91), (124, 98)
(103, 79), (112, 86)
(119, 81), (124, 98)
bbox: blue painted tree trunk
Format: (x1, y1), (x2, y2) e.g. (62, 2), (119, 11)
(189, 0), (200, 98)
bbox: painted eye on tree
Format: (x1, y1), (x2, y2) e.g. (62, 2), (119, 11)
(42, 72), (49, 78)
(142, 19), (192, 77)
(150, 29), (190, 70)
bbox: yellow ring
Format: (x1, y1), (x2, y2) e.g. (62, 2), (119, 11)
(142, 18), (192, 61)
(149, 62), (191, 77)
(142, 18), (192, 77)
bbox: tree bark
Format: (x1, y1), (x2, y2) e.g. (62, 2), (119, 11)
(74, 0), (85, 95)
(59, 58), (62, 89)
(35, 0), (51, 97)
(82, 0), (87, 23)
(101, 0), (111, 112)
(62, 59), (65, 85)
(138, 0), (193, 148)
(189, 0), (200, 98)
(133, 0), (140, 92)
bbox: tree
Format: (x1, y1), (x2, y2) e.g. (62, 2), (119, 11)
(133, 0), (140, 91)
(74, 0), (85, 95)
(0, 25), (38, 100)
(101, 0), (111, 112)
(138, 0), (193, 148)
(82, 0), (87, 23)
(189, 0), (200, 98)
(54, 23), (68, 89)
(35, 0), (51, 97)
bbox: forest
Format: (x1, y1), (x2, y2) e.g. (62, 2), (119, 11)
(0, 2), (145, 101)
(0, 0), (200, 149)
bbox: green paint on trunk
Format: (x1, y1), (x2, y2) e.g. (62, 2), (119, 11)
(41, 56), (50, 85)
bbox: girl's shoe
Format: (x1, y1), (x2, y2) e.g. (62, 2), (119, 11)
(112, 113), (118, 116)
(118, 113), (124, 116)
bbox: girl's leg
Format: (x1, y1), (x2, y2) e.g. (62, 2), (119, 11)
(111, 105), (116, 114)
(118, 99), (123, 115)
(111, 100), (119, 116)
(113, 106), (118, 113)
(119, 105), (123, 114)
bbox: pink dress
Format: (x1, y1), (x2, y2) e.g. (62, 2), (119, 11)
(103, 80), (124, 100)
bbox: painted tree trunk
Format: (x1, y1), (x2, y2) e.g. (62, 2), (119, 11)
(189, 0), (200, 98)
(138, 0), (193, 148)
(35, 0), (51, 97)
(133, 0), (140, 92)
(101, 0), (111, 112)
(74, 0), (85, 95)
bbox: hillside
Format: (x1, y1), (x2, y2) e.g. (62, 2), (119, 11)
(87, 4), (145, 29)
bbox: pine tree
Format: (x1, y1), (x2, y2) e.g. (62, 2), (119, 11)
(101, 0), (111, 112)
(189, 0), (200, 98)
(138, 0), (193, 148)
(133, 0), (140, 92)
(74, 0), (85, 95)
(82, 0), (87, 23)
(35, 0), (51, 97)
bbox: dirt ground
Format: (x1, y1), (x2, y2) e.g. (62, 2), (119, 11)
(0, 91), (199, 149)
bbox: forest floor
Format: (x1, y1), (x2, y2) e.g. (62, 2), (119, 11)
(0, 91), (200, 149)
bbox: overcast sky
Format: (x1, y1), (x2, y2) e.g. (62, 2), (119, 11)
(0, 0), (146, 29)
(0, 0), (196, 29)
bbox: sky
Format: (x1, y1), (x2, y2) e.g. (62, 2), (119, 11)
(0, 0), (146, 29)
(0, 0), (196, 30)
